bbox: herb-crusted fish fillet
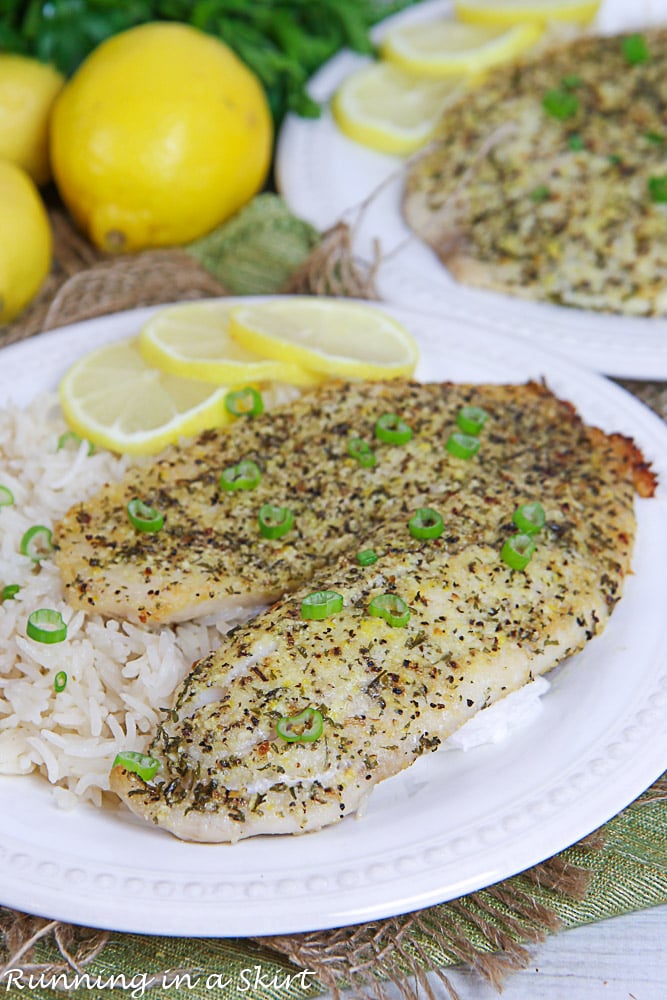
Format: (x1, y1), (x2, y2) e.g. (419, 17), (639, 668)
(109, 381), (654, 842)
(403, 28), (667, 316)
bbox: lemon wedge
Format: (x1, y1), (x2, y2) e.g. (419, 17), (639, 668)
(228, 298), (419, 380)
(380, 18), (542, 78)
(454, 0), (600, 26)
(332, 62), (463, 155)
(139, 300), (320, 387)
(58, 338), (232, 455)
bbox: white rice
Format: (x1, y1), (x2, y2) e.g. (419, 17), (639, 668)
(0, 394), (547, 813)
(0, 394), (254, 809)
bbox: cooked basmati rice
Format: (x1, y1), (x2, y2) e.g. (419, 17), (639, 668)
(0, 393), (547, 814)
(0, 394), (256, 808)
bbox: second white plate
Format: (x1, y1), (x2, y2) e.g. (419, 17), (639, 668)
(276, 0), (667, 378)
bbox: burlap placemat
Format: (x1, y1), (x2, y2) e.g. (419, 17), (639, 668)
(1, 193), (666, 999)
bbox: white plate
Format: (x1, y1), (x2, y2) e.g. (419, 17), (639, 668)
(276, 0), (667, 379)
(1, 300), (667, 937)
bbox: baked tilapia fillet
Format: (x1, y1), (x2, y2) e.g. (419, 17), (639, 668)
(403, 28), (667, 316)
(99, 380), (655, 843)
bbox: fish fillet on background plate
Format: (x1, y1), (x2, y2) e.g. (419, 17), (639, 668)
(54, 377), (652, 842)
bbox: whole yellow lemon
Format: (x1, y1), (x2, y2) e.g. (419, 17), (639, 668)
(0, 54), (64, 185)
(50, 22), (273, 253)
(0, 160), (52, 324)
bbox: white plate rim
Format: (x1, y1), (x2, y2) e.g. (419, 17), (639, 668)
(1, 298), (667, 938)
(275, 0), (667, 379)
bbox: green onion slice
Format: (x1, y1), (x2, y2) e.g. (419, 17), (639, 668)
(219, 459), (261, 492)
(646, 131), (666, 146)
(112, 750), (161, 781)
(1, 584), (20, 601)
(512, 501), (546, 535)
(258, 503), (294, 539)
(648, 176), (667, 204)
(368, 593), (410, 628)
(542, 88), (579, 120)
(501, 534), (536, 572)
(409, 507), (444, 541)
(276, 707), (324, 743)
(301, 590), (343, 620)
(456, 406), (488, 436)
(374, 413), (413, 446)
(348, 437), (376, 468)
(530, 185), (550, 203)
(446, 432), (480, 460)
(54, 671), (67, 693)
(622, 33), (649, 65)
(20, 525), (53, 561)
(26, 608), (67, 644)
(0, 485), (14, 506)
(57, 431), (95, 455)
(225, 387), (264, 418)
(127, 498), (164, 533)
(568, 133), (585, 151)
(356, 548), (378, 566)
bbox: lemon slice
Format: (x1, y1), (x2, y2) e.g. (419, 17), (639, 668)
(332, 62), (464, 156)
(139, 300), (320, 387)
(380, 19), (542, 78)
(229, 298), (419, 380)
(454, 0), (600, 26)
(58, 337), (232, 455)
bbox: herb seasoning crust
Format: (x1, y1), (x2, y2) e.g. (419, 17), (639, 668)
(403, 28), (667, 316)
(102, 379), (655, 842)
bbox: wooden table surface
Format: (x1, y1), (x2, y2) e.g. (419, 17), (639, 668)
(339, 905), (667, 1000)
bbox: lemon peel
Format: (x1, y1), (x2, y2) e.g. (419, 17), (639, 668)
(332, 62), (463, 155)
(138, 301), (321, 387)
(0, 161), (52, 324)
(50, 22), (272, 253)
(58, 338), (232, 456)
(228, 298), (419, 380)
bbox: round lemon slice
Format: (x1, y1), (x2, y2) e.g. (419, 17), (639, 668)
(58, 337), (232, 456)
(332, 62), (464, 156)
(454, 0), (600, 26)
(380, 18), (542, 78)
(228, 298), (419, 380)
(139, 300), (320, 387)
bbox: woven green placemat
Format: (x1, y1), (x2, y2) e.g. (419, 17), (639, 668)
(1, 193), (666, 999)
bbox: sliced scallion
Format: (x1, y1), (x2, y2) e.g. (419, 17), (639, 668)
(542, 88), (579, 120)
(0, 485), (14, 506)
(225, 387), (263, 418)
(258, 503), (294, 540)
(648, 176), (667, 204)
(368, 593), (410, 628)
(409, 507), (444, 541)
(112, 750), (161, 781)
(622, 33), (649, 65)
(57, 431), (95, 455)
(301, 590), (343, 620)
(374, 413), (412, 446)
(446, 432), (480, 460)
(26, 608), (67, 644)
(356, 548), (378, 566)
(512, 501), (546, 535)
(219, 459), (261, 492)
(54, 671), (68, 693)
(127, 499), (164, 533)
(348, 437), (376, 468)
(456, 406), (488, 436)
(1, 584), (19, 601)
(275, 707), (324, 743)
(501, 534), (536, 572)
(20, 525), (53, 561)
